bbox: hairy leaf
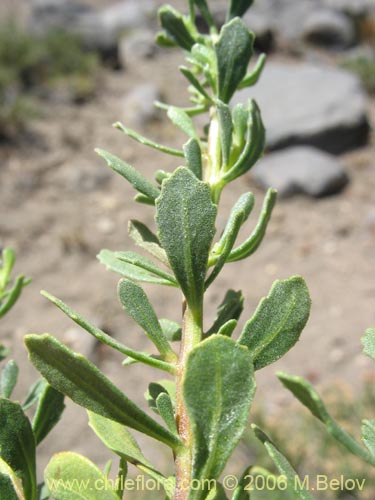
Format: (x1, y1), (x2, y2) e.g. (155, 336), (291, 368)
(32, 385), (65, 445)
(41, 290), (174, 373)
(25, 334), (181, 449)
(228, 188), (277, 262)
(184, 336), (255, 491)
(180, 67), (212, 103)
(238, 53), (267, 89)
(238, 276), (311, 370)
(88, 412), (158, 472)
(227, 0), (254, 20)
(160, 319), (182, 341)
(156, 393), (177, 433)
(114, 122), (184, 157)
(159, 6), (195, 51)
(231, 466), (251, 500)
(44, 452), (118, 500)
(167, 107), (198, 138)
(156, 167), (217, 312)
(217, 100), (233, 168)
(362, 419), (375, 457)
(128, 220), (168, 264)
(362, 328), (375, 361)
(0, 399), (37, 500)
(0, 457), (24, 500)
(95, 149), (160, 201)
(215, 19), (254, 103)
(98, 250), (177, 287)
(278, 372), (375, 466)
(184, 138), (203, 180)
(223, 100), (265, 183)
(205, 290), (244, 337)
(0, 360), (18, 399)
(118, 279), (176, 360)
(252, 425), (316, 500)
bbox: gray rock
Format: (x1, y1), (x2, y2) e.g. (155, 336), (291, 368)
(323, 0), (373, 18)
(251, 146), (349, 198)
(121, 83), (162, 128)
(234, 62), (369, 154)
(30, 0), (156, 59)
(118, 29), (157, 68)
(29, 0), (92, 36)
(303, 9), (357, 48)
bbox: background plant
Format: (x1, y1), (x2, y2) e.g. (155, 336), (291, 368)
(0, 22), (99, 138)
(0, 1), (373, 500)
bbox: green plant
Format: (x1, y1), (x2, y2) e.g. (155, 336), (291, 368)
(0, 1), (373, 499)
(341, 56), (375, 94)
(0, 22), (99, 136)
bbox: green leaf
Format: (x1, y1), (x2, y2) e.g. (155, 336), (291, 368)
(180, 67), (212, 103)
(362, 419), (375, 456)
(0, 345), (9, 363)
(25, 334), (181, 449)
(156, 393), (177, 433)
(98, 250), (177, 287)
(88, 412), (157, 472)
(277, 372), (330, 423)
(22, 379), (47, 411)
(160, 319), (182, 341)
(232, 104), (248, 151)
(215, 19), (254, 103)
(146, 381), (176, 415)
(114, 122), (184, 157)
(0, 457), (24, 500)
(128, 220), (168, 265)
(217, 319), (237, 338)
(217, 100), (233, 168)
(32, 385), (65, 445)
(207, 193), (254, 287)
(228, 188), (277, 262)
(116, 251), (177, 285)
(44, 452), (118, 500)
(184, 335), (256, 489)
(95, 148), (160, 201)
(231, 466), (251, 500)
(156, 167), (217, 312)
(278, 372), (375, 466)
(0, 249), (15, 292)
(134, 193), (155, 206)
(184, 138), (203, 180)
(118, 279), (177, 361)
(223, 100), (265, 183)
(159, 5), (196, 51)
(205, 290), (244, 337)
(238, 53), (266, 89)
(362, 328), (375, 361)
(42, 291), (175, 373)
(167, 107), (198, 139)
(0, 360), (18, 399)
(252, 425), (316, 500)
(193, 0), (215, 29)
(205, 483), (228, 500)
(238, 276), (311, 370)
(0, 276), (29, 318)
(0, 399), (37, 500)
(227, 0), (254, 20)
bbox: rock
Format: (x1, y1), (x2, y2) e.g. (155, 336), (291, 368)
(251, 146), (349, 198)
(118, 29), (157, 68)
(30, 0), (156, 63)
(121, 83), (162, 128)
(243, 11), (275, 52)
(29, 0), (92, 36)
(234, 62), (369, 154)
(303, 9), (357, 48)
(323, 0), (373, 18)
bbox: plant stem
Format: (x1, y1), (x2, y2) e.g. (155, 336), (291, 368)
(174, 301), (203, 500)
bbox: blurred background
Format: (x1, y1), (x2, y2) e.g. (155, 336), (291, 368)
(0, 0), (374, 498)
